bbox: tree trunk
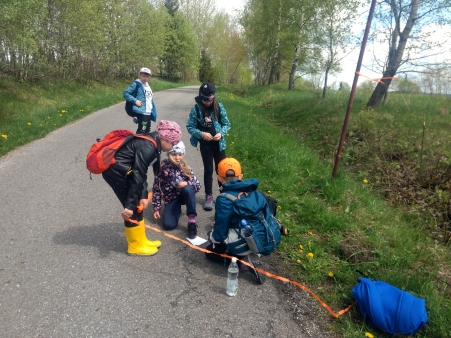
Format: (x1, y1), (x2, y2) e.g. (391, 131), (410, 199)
(268, 0), (283, 85)
(288, 9), (304, 90)
(366, 0), (419, 109)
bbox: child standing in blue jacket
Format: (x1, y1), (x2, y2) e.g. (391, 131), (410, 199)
(151, 141), (201, 239)
(123, 67), (157, 134)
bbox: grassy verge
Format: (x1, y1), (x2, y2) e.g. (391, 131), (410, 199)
(216, 84), (451, 338)
(0, 76), (191, 157)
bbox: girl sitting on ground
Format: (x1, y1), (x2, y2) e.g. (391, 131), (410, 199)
(151, 141), (201, 239)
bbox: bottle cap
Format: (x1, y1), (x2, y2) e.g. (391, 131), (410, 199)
(231, 257), (237, 263)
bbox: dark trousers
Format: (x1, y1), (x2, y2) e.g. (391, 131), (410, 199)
(134, 114), (152, 134)
(102, 173), (142, 227)
(162, 185), (197, 230)
(199, 141), (225, 196)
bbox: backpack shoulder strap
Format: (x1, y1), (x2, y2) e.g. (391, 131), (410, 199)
(220, 192), (237, 201)
(134, 80), (144, 95)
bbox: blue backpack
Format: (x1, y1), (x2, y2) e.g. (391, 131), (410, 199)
(352, 277), (428, 335)
(221, 190), (281, 256)
(124, 81), (143, 117)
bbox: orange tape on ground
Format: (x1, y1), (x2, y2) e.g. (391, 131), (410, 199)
(127, 218), (354, 318)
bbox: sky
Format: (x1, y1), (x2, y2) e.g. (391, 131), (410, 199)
(216, 0), (244, 16)
(215, 0), (450, 88)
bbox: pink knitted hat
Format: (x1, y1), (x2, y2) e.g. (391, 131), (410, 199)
(157, 120), (182, 145)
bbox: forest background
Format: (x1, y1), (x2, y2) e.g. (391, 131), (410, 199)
(1, 0), (451, 337)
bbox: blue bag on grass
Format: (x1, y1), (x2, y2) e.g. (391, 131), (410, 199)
(352, 277), (428, 335)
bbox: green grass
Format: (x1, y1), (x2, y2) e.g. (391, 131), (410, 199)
(217, 83), (451, 338)
(0, 76), (191, 156)
(2, 76), (451, 337)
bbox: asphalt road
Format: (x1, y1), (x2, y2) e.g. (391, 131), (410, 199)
(0, 85), (333, 337)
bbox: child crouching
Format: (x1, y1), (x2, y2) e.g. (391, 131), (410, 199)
(152, 141), (201, 239)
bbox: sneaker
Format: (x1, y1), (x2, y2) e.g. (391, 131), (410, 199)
(203, 194), (213, 211)
(187, 222), (197, 239)
(133, 117), (138, 124)
(246, 253), (266, 285)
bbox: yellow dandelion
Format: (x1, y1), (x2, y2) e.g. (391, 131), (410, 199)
(363, 179), (368, 183)
(59, 114), (63, 117)
(308, 231), (313, 236)
(27, 122), (31, 126)
(1, 134), (8, 139)
(231, 141), (235, 144)
(80, 109), (84, 112)
(308, 241), (311, 245)
(253, 114), (256, 117)
(299, 245), (303, 249)
(307, 252), (314, 258)
(267, 190), (271, 194)
(226, 133), (229, 136)
(328, 272), (334, 277)
(277, 205), (281, 210)
(48, 116), (50, 119)
(62, 109), (67, 113)
(39, 124), (42, 126)
(297, 259), (301, 263)
(365, 333), (374, 338)
(299, 249), (303, 254)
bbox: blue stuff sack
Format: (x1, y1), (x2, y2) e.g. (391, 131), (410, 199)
(352, 277), (428, 335)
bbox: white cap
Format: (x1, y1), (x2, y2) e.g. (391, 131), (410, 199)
(139, 67), (151, 75)
(231, 257), (237, 262)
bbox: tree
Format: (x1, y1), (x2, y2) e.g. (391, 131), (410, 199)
(315, 0), (360, 98)
(366, 0), (451, 109)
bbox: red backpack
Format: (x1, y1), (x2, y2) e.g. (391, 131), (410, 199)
(86, 129), (157, 174)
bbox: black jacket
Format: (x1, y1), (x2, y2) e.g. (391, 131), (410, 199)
(103, 132), (161, 210)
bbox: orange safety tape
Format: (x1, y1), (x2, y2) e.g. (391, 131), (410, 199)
(356, 71), (398, 85)
(125, 217), (354, 318)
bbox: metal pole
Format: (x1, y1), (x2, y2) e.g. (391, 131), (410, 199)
(332, 0), (377, 178)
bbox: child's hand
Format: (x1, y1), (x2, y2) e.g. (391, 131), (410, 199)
(202, 132), (213, 141)
(176, 181), (188, 188)
(154, 211), (161, 219)
(213, 133), (222, 141)
(136, 100), (143, 107)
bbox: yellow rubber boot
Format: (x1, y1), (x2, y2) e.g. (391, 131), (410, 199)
(124, 226), (158, 256)
(138, 220), (162, 248)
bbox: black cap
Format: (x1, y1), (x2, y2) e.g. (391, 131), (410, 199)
(199, 82), (216, 101)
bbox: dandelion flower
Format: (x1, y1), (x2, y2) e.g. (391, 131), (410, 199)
(363, 179), (368, 184)
(80, 109), (84, 112)
(299, 245), (303, 249)
(307, 252), (314, 258)
(59, 114), (63, 117)
(231, 141), (235, 144)
(308, 231), (313, 236)
(297, 259), (301, 263)
(365, 333), (374, 338)
(27, 122), (31, 126)
(267, 190), (271, 194)
(277, 205), (281, 210)
(1, 134), (7, 139)
(299, 249), (303, 254)
(226, 133), (229, 136)
(328, 272), (334, 277)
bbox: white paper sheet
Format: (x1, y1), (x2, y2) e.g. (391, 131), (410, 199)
(186, 236), (208, 246)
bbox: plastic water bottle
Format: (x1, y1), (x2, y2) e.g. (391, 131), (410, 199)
(241, 219), (253, 237)
(226, 257), (239, 296)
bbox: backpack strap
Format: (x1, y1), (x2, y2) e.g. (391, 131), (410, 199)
(134, 134), (158, 149)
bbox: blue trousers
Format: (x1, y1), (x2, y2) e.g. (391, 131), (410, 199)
(163, 185), (197, 230)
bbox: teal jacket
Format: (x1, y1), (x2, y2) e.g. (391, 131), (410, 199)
(186, 102), (231, 151)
